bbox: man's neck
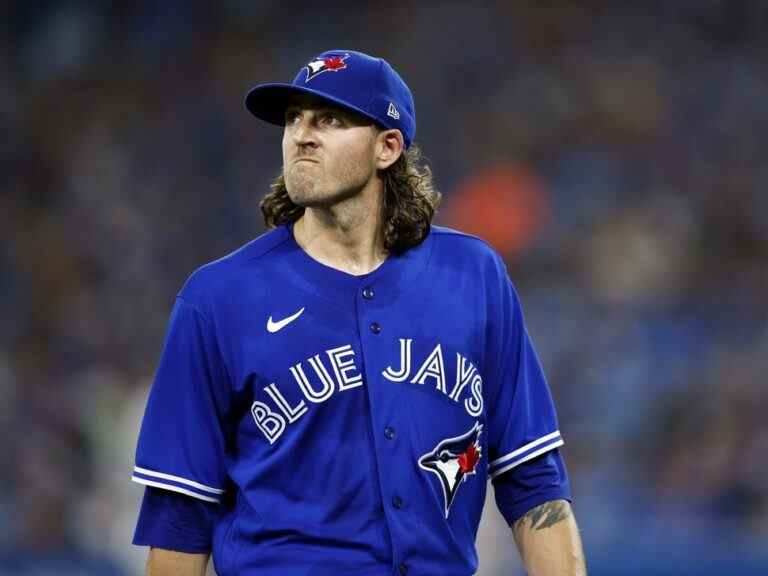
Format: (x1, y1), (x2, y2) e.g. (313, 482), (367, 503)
(293, 187), (388, 276)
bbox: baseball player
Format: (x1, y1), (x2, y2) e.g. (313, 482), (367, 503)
(132, 50), (586, 575)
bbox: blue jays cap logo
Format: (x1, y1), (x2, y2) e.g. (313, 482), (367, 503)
(305, 53), (350, 82)
(418, 422), (483, 518)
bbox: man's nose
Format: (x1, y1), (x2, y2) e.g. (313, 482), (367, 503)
(291, 116), (318, 147)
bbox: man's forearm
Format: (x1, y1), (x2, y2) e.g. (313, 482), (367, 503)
(146, 547), (210, 576)
(512, 499), (586, 576)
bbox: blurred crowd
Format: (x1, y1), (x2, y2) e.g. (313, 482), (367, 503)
(2, 1), (767, 574)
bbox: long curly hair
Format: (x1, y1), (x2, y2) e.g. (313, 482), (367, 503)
(260, 144), (441, 254)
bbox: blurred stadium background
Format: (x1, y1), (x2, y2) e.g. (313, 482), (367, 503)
(2, 1), (767, 574)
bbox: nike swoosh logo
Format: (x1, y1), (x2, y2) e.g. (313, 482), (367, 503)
(267, 307), (305, 333)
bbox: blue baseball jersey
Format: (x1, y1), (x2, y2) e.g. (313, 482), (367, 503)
(132, 224), (565, 576)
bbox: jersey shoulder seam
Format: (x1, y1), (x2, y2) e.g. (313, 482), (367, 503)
(431, 225), (494, 247)
(175, 294), (211, 325)
(207, 226), (292, 268)
(173, 294), (235, 389)
(243, 226), (294, 263)
(430, 225), (500, 258)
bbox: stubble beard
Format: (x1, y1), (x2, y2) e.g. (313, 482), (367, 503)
(284, 160), (371, 209)
(284, 164), (319, 207)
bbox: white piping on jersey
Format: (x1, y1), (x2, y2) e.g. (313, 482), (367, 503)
(489, 430), (562, 468)
(133, 466), (224, 494)
(489, 438), (565, 479)
(131, 476), (221, 503)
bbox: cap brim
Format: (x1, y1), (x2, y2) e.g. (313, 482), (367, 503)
(244, 83), (383, 128)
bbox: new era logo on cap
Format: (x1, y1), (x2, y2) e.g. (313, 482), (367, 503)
(244, 49), (417, 148)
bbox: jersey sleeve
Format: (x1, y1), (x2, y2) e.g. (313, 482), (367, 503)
(132, 296), (230, 503)
(492, 448), (571, 526)
(486, 260), (564, 481)
(133, 486), (218, 552)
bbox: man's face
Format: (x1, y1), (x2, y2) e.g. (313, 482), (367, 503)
(281, 95), (380, 208)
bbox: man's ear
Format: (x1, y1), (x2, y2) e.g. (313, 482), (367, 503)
(375, 129), (405, 170)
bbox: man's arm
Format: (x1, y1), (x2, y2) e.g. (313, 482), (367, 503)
(146, 548), (210, 576)
(512, 499), (586, 576)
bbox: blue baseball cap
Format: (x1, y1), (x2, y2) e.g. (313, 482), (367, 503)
(245, 50), (416, 148)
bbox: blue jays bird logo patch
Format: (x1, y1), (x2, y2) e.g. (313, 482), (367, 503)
(419, 422), (483, 518)
(305, 53), (350, 82)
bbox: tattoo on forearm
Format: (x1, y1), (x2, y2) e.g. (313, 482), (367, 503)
(515, 500), (571, 532)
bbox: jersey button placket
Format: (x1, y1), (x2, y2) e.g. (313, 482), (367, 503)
(360, 282), (401, 568)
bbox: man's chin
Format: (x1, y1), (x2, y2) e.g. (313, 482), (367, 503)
(287, 184), (361, 209)
(287, 192), (319, 208)
(285, 182), (315, 206)
(287, 189), (337, 209)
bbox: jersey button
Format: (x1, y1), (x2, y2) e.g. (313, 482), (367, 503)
(384, 426), (395, 440)
(362, 286), (375, 299)
(392, 496), (403, 509)
(370, 322), (381, 334)
(398, 563), (408, 575)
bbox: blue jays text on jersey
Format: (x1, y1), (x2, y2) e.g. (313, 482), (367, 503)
(250, 336), (484, 445)
(132, 225), (564, 576)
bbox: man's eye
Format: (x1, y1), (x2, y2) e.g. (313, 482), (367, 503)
(285, 110), (301, 124)
(321, 114), (341, 126)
